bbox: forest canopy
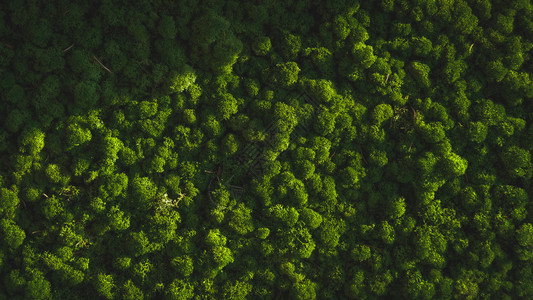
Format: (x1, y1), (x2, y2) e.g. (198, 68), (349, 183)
(1, 0), (533, 299)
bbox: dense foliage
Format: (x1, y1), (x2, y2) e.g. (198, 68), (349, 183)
(1, 0), (533, 299)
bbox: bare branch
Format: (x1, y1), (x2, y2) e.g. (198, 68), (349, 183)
(63, 43), (74, 52)
(410, 107), (417, 120)
(93, 55), (112, 73)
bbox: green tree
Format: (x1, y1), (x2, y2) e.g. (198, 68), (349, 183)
(278, 31), (302, 60)
(494, 12), (514, 34)
(57, 264), (84, 287)
(304, 47), (334, 75)
(0, 188), (19, 218)
(5, 109), (31, 133)
(345, 269), (366, 299)
(402, 269), (424, 297)
(166, 279), (195, 300)
(352, 42), (377, 69)
(107, 205), (130, 231)
(5, 84), (28, 108)
(313, 110), (336, 136)
(378, 220), (395, 245)
(371, 104), (394, 126)
(272, 102), (298, 133)
(291, 279), (317, 300)
(256, 227), (270, 239)
(300, 208), (323, 229)
(158, 15), (177, 39)
(222, 280), (253, 300)
(408, 61), (431, 88)
(171, 255), (194, 277)
(386, 196), (406, 219)
(500, 146), (532, 179)
(18, 127), (45, 155)
(182, 108), (196, 125)
(333, 15), (351, 40)
(170, 64), (197, 93)
(454, 272), (479, 299)
(474, 99), (505, 126)
(130, 177), (157, 210)
(209, 32), (243, 74)
(268, 204), (299, 227)
(484, 60), (508, 82)
(467, 121), (488, 143)
(212, 245), (234, 268)
(190, 9), (230, 52)
(440, 152), (468, 177)
(101, 136), (123, 164)
(417, 121), (446, 144)
(148, 209), (180, 244)
(113, 257), (131, 270)
(94, 273), (115, 299)
(137, 101), (158, 119)
(99, 173), (129, 199)
(216, 92), (239, 120)
(25, 271), (51, 300)
(316, 217), (345, 248)
(294, 159), (315, 180)
(45, 164), (71, 186)
(267, 61), (300, 87)
(309, 136), (332, 164)
(494, 184), (528, 215)
(155, 39), (186, 69)
(74, 80), (100, 108)
(351, 245), (371, 262)
(0, 219), (25, 249)
(222, 133), (239, 155)
(252, 36), (271, 56)
(4, 269), (26, 295)
(39, 75), (61, 99)
(228, 203), (254, 235)
(122, 279), (144, 300)
(205, 229), (227, 247)
(369, 149), (388, 167)
(306, 79), (336, 104)
(517, 224), (533, 247)
(413, 225), (447, 268)
(201, 114), (222, 137)
(127, 231), (152, 257)
(66, 123), (92, 147)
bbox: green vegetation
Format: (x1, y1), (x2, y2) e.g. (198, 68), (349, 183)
(1, 0), (533, 299)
